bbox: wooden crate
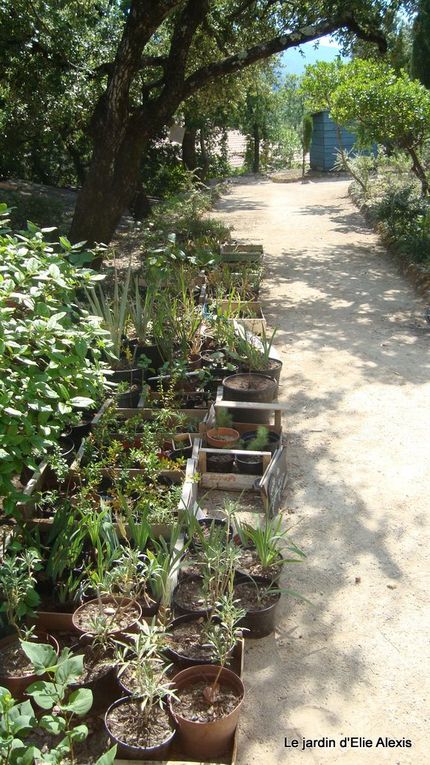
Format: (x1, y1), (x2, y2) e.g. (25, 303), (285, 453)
(203, 389), (288, 438)
(219, 300), (266, 336)
(198, 447), (272, 491)
(220, 243), (264, 265)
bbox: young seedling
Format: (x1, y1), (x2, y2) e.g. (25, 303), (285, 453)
(202, 593), (245, 704)
(20, 641), (117, 765)
(0, 549), (41, 639)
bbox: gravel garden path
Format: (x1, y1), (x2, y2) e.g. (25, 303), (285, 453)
(212, 176), (430, 765)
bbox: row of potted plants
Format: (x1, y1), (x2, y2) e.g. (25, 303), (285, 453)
(1, 226), (300, 762)
(0, 505), (305, 761)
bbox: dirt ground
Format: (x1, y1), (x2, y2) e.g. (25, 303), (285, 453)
(212, 177), (430, 765)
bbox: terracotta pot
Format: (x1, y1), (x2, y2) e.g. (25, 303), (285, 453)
(170, 664), (244, 758)
(206, 427), (240, 449)
(105, 697), (176, 758)
(0, 632), (59, 699)
(72, 597), (142, 639)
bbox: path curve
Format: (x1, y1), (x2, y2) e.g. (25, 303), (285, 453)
(212, 177), (430, 765)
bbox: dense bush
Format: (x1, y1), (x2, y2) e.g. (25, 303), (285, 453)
(350, 158), (430, 267)
(0, 206), (109, 511)
(373, 185), (430, 264)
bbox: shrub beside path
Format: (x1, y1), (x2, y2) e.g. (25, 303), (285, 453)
(213, 177), (430, 765)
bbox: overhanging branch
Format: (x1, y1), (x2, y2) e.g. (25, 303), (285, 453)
(183, 14), (387, 98)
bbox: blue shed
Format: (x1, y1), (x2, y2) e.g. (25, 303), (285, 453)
(310, 110), (357, 171)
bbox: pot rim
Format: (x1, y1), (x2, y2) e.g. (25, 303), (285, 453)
(105, 696), (176, 752)
(170, 664), (244, 726)
(72, 596), (142, 636)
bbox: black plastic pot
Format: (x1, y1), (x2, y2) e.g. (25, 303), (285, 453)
(111, 366), (142, 386)
(164, 613), (219, 668)
(70, 641), (116, 708)
(206, 453), (235, 473)
(235, 454), (264, 475)
(133, 343), (164, 375)
(241, 429), (280, 454)
(187, 517), (233, 551)
(69, 420), (92, 449)
(234, 576), (281, 638)
(242, 358), (283, 388)
(113, 388), (140, 408)
(222, 373), (277, 424)
(58, 437), (76, 466)
(172, 575), (207, 617)
(105, 697), (176, 759)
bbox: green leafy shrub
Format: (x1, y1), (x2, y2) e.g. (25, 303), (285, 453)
(372, 184), (430, 264)
(0, 205), (109, 511)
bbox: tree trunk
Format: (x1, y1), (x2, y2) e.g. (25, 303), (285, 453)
(253, 123), (260, 174)
(408, 146), (429, 196)
(70, 120), (148, 244)
(182, 127), (198, 171)
(198, 127), (209, 180)
(132, 184), (152, 220)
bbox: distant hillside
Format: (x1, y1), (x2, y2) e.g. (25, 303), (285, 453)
(281, 39), (346, 77)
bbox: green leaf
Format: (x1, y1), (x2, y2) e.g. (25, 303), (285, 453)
(95, 745), (118, 765)
(55, 653), (84, 685)
(39, 714), (66, 734)
(67, 723), (89, 742)
(5, 407), (22, 417)
(61, 688), (93, 716)
(25, 681), (57, 710)
(20, 641), (57, 673)
(69, 396), (94, 408)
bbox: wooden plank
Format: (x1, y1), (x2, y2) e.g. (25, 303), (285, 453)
(221, 243), (263, 254)
(200, 448), (271, 457)
(215, 399), (289, 412)
(259, 446), (287, 516)
(201, 473), (260, 490)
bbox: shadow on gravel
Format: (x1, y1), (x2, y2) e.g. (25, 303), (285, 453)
(237, 210), (428, 762)
(261, 245), (430, 387)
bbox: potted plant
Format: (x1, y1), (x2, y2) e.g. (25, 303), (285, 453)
(72, 594), (142, 639)
(21, 641), (117, 765)
(166, 591), (244, 669)
(105, 623), (177, 758)
(233, 576), (282, 639)
(234, 516), (306, 582)
(206, 407), (240, 449)
(113, 380), (140, 409)
(169, 593), (245, 758)
(235, 426), (270, 475)
(231, 328), (282, 387)
(0, 549), (59, 698)
(84, 266), (141, 386)
(173, 526), (239, 617)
